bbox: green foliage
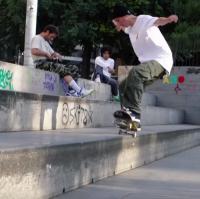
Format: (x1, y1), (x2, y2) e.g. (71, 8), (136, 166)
(0, 0), (26, 61)
(168, 0), (200, 65)
(0, 0), (199, 67)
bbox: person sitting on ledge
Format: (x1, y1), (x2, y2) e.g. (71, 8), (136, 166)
(93, 47), (119, 101)
(31, 24), (93, 97)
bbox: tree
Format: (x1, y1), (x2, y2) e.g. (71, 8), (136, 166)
(0, 0), (26, 62)
(169, 0), (200, 66)
(0, 0), (199, 73)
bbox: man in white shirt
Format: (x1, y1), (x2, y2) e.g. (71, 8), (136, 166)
(31, 25), (93, 97)
(112, 4), (178, 129)
(93, 47), (118, 99)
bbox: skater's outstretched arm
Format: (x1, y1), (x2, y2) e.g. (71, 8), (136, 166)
(154, 15), (178, 27)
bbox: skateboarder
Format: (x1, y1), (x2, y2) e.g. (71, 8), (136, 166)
(112, 4), (178, 130)
(31, 24), (93, 97)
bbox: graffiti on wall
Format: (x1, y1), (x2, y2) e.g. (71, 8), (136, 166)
(62, 102), (93, 126)
(0, 67), (14, 90)
(43, 73), (57, 91)
(162, 67), (200, 94)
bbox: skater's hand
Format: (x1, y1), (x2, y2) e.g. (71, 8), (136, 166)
(168, 15), (178, 23)
(154, 15), (178, 26)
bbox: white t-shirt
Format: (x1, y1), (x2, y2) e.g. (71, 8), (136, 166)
(95, 56), (115, 78)
(31, 34), (54, 61)
(125, 15), (173, 74)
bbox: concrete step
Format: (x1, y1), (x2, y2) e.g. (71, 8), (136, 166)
(56, 146), (200, 199)
(0, 61), (158, 103)
(0, 125), (200, 198)
(141, 92), (157, 106)
(141, 106), (184, 125)
(145, 66), (200, 125)
(0, 89), (184, 132)
(0, 89), (120, 132)
(0, 61), (111, 101)
(77, 79), (111, 101)
(147, 92), (200, 125)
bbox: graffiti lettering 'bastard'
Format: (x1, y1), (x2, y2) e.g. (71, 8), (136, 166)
(0, 67), (14, 90)
(62, 103), (93, 126)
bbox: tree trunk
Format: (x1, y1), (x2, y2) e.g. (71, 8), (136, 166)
(81, 42), (93, 79)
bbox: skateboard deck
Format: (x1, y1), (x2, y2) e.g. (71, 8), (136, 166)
(113, 110), (140, 137)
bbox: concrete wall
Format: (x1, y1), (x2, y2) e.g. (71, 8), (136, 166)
(77, 79), (111, 101)
(147, 67), (200, 124)
(0, 89), (185, 132)
(0, 61), (60, 96)
(0, 90), (120, 132)
(0, 61), (112, 101)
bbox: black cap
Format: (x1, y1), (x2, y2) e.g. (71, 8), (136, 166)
(112, 4), (131, 19)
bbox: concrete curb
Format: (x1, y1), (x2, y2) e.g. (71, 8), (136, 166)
(0, 127), (200, 198)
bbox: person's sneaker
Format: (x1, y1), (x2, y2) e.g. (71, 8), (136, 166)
(78, 88), (94, 98)
(122, 107), (141, 131)
(95, 75), (101, 83)
(113, 95), (120, 102)
(65, 89), (79, 97)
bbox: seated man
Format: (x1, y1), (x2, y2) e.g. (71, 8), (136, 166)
(93, 47), (119, 100)
(31, 24), (93, 97)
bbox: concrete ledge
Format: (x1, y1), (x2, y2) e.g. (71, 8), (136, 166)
(0, 125), (200, 198)
(147, 93), (200, 125)
(0, 90), (184, 132)
(0, 61), (60, 95)
(146, 66), (200, 125)
(141, 93), (157, 106)
(77, 79), (111, 101)
(0, 90), (120, 131)
(141, 106), (184, 125)
(0, 61), (111, 101)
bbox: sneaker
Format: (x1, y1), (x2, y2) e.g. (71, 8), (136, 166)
(65, 89), (79, 97)
(122, 107), (141, 131)
(95, 75), (101, 83)
(78, 88), (94, 98)
(113, 95), (120, 102)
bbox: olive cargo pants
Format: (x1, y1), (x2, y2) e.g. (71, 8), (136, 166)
(119, 60), (165, 115)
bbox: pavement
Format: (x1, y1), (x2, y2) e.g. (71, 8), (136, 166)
(55, 146), (200, 199)
(0, 125), (200, 151)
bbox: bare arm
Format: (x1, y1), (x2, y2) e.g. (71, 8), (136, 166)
(154, 15), (178, 27)
(31, 48), (62, 60)
(51, 52), (62, 60)
(31, 48), (52, 59)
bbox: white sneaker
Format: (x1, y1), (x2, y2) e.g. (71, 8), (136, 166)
(66, 89), (80, 97)
(95, 75), (101, 83)
(79, 88), (94, 98)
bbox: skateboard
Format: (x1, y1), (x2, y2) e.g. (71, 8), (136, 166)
(113, 110), (140, 137)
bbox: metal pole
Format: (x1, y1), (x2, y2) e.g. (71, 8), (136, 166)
(23, 0), (38, 67)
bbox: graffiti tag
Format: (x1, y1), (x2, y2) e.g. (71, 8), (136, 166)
(43, 73), (57, 91)
(162, 73), (199, 94)
(0, 67), (14, 90)
(62, 103), (93, 126)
